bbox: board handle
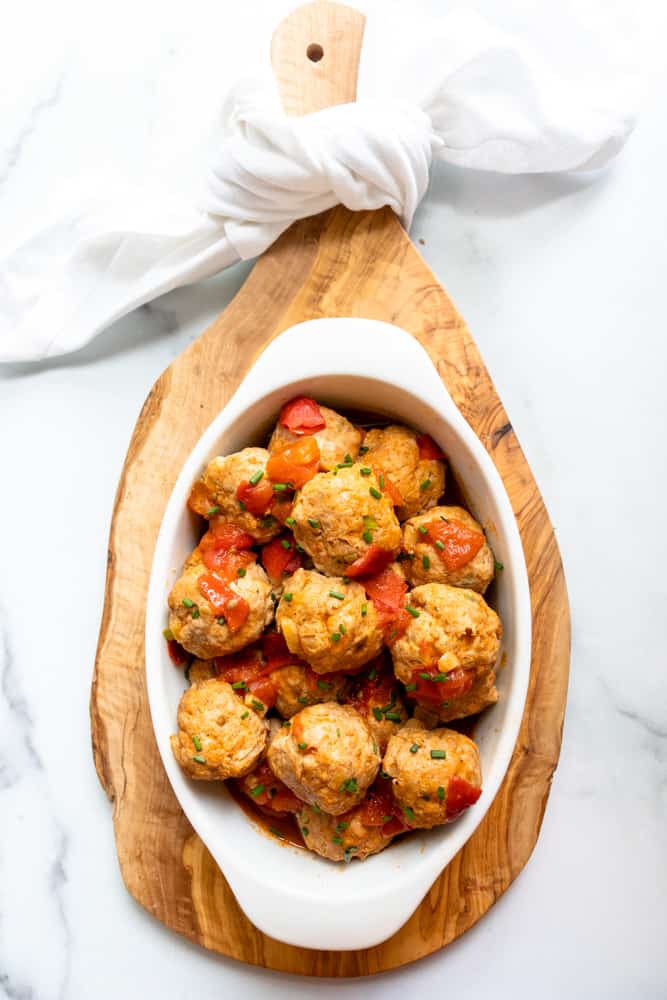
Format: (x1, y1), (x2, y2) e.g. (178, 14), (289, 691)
(270, 0), (366, 117)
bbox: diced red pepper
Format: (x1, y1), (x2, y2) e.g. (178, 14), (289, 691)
(266, 436), (320, 489)
(236, 478), (274, 516)
(197, 573), (250, 632)
(407, 666), (475, 706)
(346, 544), (395, 579)
(261, 534), (302, 583)
(238, 760), (302, 814)
(166, 638), (189, 666)
(426, 518), (485, 571)
(373, 466), (403, 506)
(208, 521), (254, 549)
(416, 433), (445, 461)
(279, 396), (326, 435)
(445, 776), (482, 820)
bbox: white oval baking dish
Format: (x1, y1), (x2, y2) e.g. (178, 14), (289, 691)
(145, 317), (531, 951)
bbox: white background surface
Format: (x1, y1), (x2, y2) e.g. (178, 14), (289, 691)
(1, 1), (665, 998)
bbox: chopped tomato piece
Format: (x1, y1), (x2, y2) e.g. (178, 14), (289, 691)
(346, 656), (398, 715)
(238, 761), (302, 814)
(166, 638), (189, 666)
(407, 667), (475, 706)
(197, 573), (250, 632)
(445, 776), (482, 820)
(247, 674), (278, 709)
(236, 478), (274, 516)
(279, 396), (326, 435)
(363, 565), (407, 611)
(200, 533), (257, 576)
(382, 816), (408, 837)
(261, 534), (302, 583)
(214, 646), (264, 682)
(426, 518), (485, 571)
(346, 544), (395, 579)
(416, 434), (445, 461)
(269, 494), (295, 525)
(357, 777), (407, 836)
(208, 521), (254, 549)
(262, 632), (294, 670)
(266, 436), (320, 488)
(373, 466), (403, 506)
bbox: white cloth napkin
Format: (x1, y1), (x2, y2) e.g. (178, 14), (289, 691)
(0, 7), (635, 363)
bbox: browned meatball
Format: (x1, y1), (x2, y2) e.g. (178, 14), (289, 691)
(402, 506), (495, 593)
(291, 464), (401, 576)
(275, 568), (384, 674)
(170, 678), (267, 780)
(296, 802), (393, 862)
(267, 703), (379, 815)
(168, 557), (274, 660)
(383, 721), (482, 828)
(187, 448), (280, 543)
(271, 663), (347, 718)
(187, 658), (215, 685)
(391, 583), (501, 722)
(362, 425), (445, 520)
(268, 405), (361, 472)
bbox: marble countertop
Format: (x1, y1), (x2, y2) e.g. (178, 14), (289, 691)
(1, 1), (665, 997)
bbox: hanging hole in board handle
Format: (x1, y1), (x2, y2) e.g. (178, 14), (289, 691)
(306, 43), (324, 62)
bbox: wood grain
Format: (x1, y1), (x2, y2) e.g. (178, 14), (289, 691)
(90, 0), (570, 975)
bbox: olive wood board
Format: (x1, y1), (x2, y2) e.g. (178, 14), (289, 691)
(90, 0), (570, 977)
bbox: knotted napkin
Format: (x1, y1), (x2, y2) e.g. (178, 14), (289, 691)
(0, 7), (635, 362)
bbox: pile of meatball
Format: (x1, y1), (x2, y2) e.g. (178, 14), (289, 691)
(165, 397), (503, 863)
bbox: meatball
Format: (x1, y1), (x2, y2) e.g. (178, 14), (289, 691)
(187, 658), (215, 685)
(271, 663), (347, 718)
(275, 568), (384, 674)
(291, 464), (401, 576)
(391, 583), (501, 721)
(268, 404), (362, 472)
(402, 506), (495, 593)
(296, 802), (393, 862)
(362, 425), (445, 520)
(168, 557), (274, 659)
(383, 721), (482, 828)
(267, 703), (379, 815)
(170, 678), (267, 780)
(187, 448), (280, 543)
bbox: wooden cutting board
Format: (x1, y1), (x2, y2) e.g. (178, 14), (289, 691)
(90, 0), (570, 976)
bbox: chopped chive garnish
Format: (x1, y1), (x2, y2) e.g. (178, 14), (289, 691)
(329, 590), (345, 600)
(238, 500), (246, 511)
(192, 755), (206, 765)
(250, 784), (265, 798)
(418, 525), (428, 535)
(337, 728), (341, 737)
(285, 516), (296, 526)
(240, 711), (249, 719)
(206, 506), (221, 516)
(385, 711), (402, 722)
(437, 786), (445, 800)
(359, 445), (369, 455)
(435, 540), (445, 550)
(192, 735), (202, 751)
(431, 672), (449, 682)
(308, 518), (321, 529)
(440, 515), (450, 523)
(163, 627), (174, 641)
(298, 742), (308, 750)
(273, 482), (289, 492)
(249, 469), (264, 485)
(372, 741), (379, 754)
(317, 680), (330, 690)
(301, 826), (309, 837)
(419, 672), (433, 680)
(283, 592), (293, 602)
(338, 622), (346, 635)
(268, 826), (285, 840)
(332, 835), (343, 845)
(312, 804), (322, 813)
(380, 770), (391, 780)
(405, 682), (417, 692)
(216, 615), (226, 625)
(495, 560), (504, 571)
(344, 847), (358, 863)
(298, 695), (309, 704)
(331, 632), (341, 643)
(430, 749), (447, 759)
(237, 567), (247, 577)
(182, 598), (194, 608)
(379, 473), (385, 490)
(295, 543), (305, 553)
(340, 778), (358, 794)
(361, 603), (368, 617)
(420, 479), (432, 491)
(191, 608), (201, 619)
(410, 743), (419, 753)
(360, 467), (372, 476)
(251, 699), (265, 712)
(344, 454), (352, 463)
(282, 720), (291, 727)
(441, 701), (450, 708)
(231, 681), (247, 690)
(403, 805), (416, 822)
(422, 555), (431, 570)
(368, 666), (377, 681)
(362, 530), (373, 543)
(369, 486), (382, 500)
(336, 821), (349, 832)
(382, 814), (393, 823)
(406, 605), (420, 618)
(372, 707), (383, 722)
(280, 539), (292, 550)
